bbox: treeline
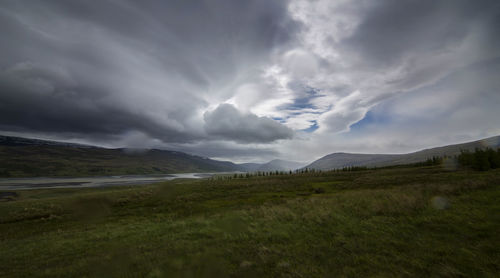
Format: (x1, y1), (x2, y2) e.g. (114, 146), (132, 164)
(211, 157), (446, 181)
(412, 156), (443, 167)
(457, 148), (500, 171)
(210, 166), (375, 181)
(211, 168), (324, 180)
(210, 149), (500, 181)
(333, 166), (368, 172)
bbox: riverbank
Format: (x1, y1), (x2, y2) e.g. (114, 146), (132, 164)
(0, 173), (213, 190)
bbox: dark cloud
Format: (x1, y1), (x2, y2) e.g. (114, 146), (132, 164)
(0, 0), (299, 82)
(204, 104), (293, 143)
(0, 0), (499, 161)
(0, 0), (299, 147)
(0, 62), (203, 143)
(342, 0), (500, 67)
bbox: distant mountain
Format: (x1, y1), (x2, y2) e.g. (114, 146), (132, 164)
(306, 135), (500, 170)
(237, 163), (262, 172)
(236, 160), (307, 172)
(256, 159), (306, 172)
(4, 134), (499, 177)
(0, 135), (241, 177)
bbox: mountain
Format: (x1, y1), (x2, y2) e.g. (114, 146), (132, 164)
(306, 135), (500, 170)
(0, 135), (94, 148)
(237, 160), (307, 172)
(4, 134), (499, 177)
(256, 159), (306, 172)
(237, 163), (262, 172)
(0, 135), (241, 177)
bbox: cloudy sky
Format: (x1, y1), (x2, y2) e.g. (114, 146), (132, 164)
(1, 0), (499, 163)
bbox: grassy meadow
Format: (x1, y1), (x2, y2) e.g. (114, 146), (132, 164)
(0, 165), (499, 277)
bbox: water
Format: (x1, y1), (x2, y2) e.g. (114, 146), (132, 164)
(0, 173), (214, 190)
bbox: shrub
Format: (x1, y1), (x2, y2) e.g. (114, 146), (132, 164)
(457, 148), (500, 171)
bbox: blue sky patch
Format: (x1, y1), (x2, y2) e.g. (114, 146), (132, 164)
(302, 121), (319, 133)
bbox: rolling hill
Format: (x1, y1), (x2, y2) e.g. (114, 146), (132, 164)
(256, 159), (306, 172)
(0, 135), (241, 177)
(305, 135), (500, 170)
(236, 163), (262, 172)
(237, 160), (307, 172)
(3, 134), (500, 177)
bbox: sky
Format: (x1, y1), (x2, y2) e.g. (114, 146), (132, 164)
(1, 0), (499, 163)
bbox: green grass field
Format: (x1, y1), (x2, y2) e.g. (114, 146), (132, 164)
(1, 166), (499, 277)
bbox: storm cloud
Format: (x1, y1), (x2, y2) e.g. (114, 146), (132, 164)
(204, 104), (293, 143)
(0, 0), (499, 162)
(0, 0), (298, 144)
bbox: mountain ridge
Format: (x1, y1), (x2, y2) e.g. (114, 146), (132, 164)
(256, 159), (306, 172)
(0, 135), (241, 177)
(305, 135), (500, 170)
(2, 134), (500, 177)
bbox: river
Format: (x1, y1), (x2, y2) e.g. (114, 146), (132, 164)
(0, 173), (214, 190)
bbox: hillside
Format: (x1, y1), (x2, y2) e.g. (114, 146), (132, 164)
(257, 159), (306, 172)
(0, 135), (240, 177)
(237, 160), (306, 172)
(306, 135), (500, 170)
(237, 163), (262, 172)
